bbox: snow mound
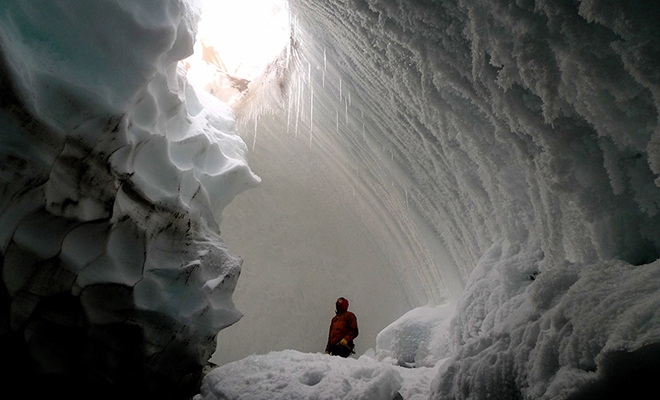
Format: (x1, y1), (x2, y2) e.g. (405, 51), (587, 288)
(376, 303), (455, 368)
(196, 350), (403, 400)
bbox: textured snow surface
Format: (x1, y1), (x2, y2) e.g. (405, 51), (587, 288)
(196, 350), (404, 400)
(376, 303), (455, 368)
(285, 0), (660, 278)
(0, 0), (258, 397)
(433, 242), (660, 399)
(197, 309), (450, 400)
(195, 247), (660, 400)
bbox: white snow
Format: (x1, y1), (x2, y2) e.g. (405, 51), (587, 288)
(197, 303), (454, 400)
(197, 245), (660, 400)
(196, 350), (404, 400)
(2, 0), (660, 398)
(376, 303), (455, 368)
(433, 241), (660, 399)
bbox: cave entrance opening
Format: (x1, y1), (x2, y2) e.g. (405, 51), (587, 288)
(183, 0), (290, 103)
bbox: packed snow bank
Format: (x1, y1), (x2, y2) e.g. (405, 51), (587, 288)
(376, 303), (455, 368)
(0, 0), (258, 397)
(196, 350), (404, 400)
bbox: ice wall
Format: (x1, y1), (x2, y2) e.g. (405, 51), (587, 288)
(244, 0), (660, 397)
(2, 0), (659, 397)
(212, 43), (458, 364)
(0, 1), (258, 398)
(287, 0), (660, 276)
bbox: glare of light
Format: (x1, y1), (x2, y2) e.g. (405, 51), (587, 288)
(183, 0), (290, 102)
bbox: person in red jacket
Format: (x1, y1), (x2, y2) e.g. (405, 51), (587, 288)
(325, 297), (359, 357)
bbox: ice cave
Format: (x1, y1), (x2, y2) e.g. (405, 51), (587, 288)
(1, 0), (659, 399)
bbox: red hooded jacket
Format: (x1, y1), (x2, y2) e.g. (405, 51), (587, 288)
(325, 309), (359, 353)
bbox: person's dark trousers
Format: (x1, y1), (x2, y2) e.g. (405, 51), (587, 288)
(329, 343), (353, 358)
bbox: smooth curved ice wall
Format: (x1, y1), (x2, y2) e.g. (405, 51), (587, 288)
(0, 0), (258, 398)
(225, 0), (660, 397)
(285, 0), (660, 274)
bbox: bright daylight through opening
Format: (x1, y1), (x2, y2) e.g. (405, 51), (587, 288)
(183, 0), (290, 105)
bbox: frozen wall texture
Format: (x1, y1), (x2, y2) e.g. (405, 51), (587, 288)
(2, 0), (660, 399)
(275, 0), (660, 398)
(0, 1), (258, 398)
(287, 0), (660, 275)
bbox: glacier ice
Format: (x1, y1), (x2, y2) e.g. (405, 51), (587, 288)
(213, 0), (660, 398)
(0, 0), (258, 398)
(270, 0), (659, 398)
(2, 0), (660, 399)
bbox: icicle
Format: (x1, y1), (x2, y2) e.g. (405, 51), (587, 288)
(286, 35), (291, 69)
(252, 116), (258, 151)
(361, 110), (365, 140)
(348, 91), (351, 107)
(310, 84), (314, 148)
(324, 47), (327, 71)
(287, 92), (292, 134)
(405, 187), (409, 210)
(295, 75), (302, 138)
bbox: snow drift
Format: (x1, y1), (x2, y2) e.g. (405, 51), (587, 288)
(375, 303), (455, 368)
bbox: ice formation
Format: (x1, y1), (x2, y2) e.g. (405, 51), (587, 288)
(2, 0), (660, 399)
(266, 0), (659, 397)
(0, 0), (258, 398)
(433, 241), (660, 399)
(212, 0), (660, 398)
(375, 303), (455, 368)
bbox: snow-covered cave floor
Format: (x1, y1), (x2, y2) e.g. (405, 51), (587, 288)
(196, 302), (455, 400)
(196, 350), (442, 400)
(198, 254), (455, 400)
